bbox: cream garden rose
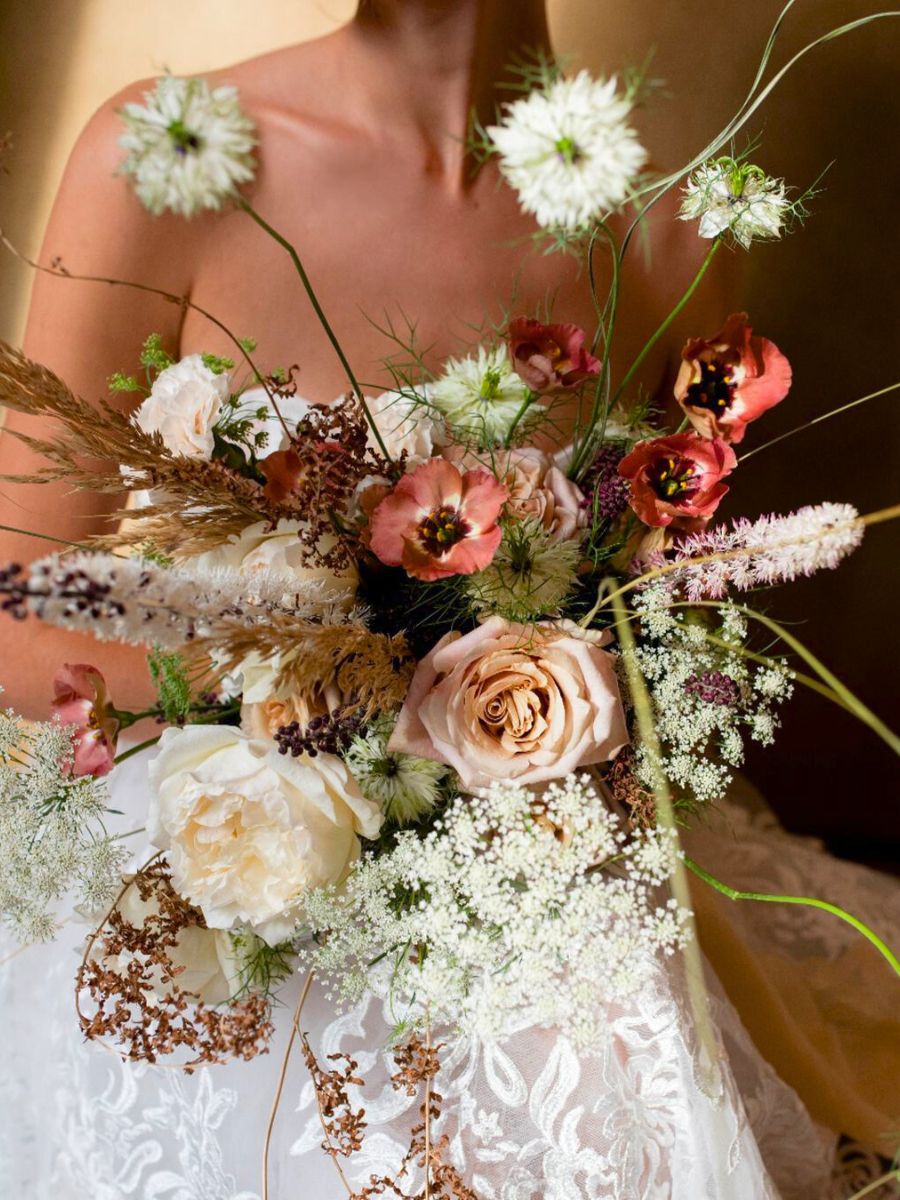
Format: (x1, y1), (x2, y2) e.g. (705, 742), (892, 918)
(148, 725), (383, 944)
(134, 353), (230, 459)
(389, 616), (627, 790)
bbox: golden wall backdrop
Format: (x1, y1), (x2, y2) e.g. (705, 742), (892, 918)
(0, 1), (898, 854)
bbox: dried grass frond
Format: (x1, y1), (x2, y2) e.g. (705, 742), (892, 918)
(186, 616), (415, 717)
(0, 341), (299, 551)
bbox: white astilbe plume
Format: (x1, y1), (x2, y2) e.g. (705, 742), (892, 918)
(0, 709), (126, 943)
(487, 71), (647, 232)
(119, 75), (256, 217)
(299, 775), (691, 1051)
(657, 502), (863, 601)
(23, 552), (355, 649)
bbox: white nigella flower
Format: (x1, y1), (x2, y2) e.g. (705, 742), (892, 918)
(344, 715), (447, 825)
(430, 345), (538, 447)
(119, 75), (257, 218)
(679, 158), (790, 249)
(487, 71), (647, 232)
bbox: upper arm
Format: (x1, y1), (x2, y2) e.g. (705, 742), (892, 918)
(2, 79), (203, 546)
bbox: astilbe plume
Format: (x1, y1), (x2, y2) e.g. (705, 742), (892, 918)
(76, 862), (273, 1068)
(4, 551), (351, 648)
(655, 502), (863, 600)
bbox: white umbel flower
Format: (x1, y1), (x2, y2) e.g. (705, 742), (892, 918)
(679, 159), (790, 249)
(487, 71), (647, 231)
(119, 75), (256, 218)
(430, 345), (536, 447)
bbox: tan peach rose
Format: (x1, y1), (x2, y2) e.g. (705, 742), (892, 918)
(388, 616), (627, 790)
(501, 447), (587, 542)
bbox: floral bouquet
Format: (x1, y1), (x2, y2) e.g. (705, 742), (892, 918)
(1, 10), (899, 1197)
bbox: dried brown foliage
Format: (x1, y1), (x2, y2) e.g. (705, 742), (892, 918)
(76, 862), (273, 1070)
(608, 748), (657, 830)
(302, 1030), (479, 1200)
(300, 1036), (368, 1158)
(0, 341), (304, 555)
(187, 615), (415, 718)
(260, 394), (397, 568)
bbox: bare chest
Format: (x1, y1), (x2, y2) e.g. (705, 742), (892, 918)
(179, 149), (601, 403)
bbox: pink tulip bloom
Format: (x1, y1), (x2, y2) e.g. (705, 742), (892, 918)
(618, 433), (737, 528)
(51, 664), (119, 777)
(369, 457), (508, 581)
(675, 312), (792, 444)
(507, 317), (601, 393)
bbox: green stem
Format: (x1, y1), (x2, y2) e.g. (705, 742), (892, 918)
(237, 199), (392, 463)
(739, 381), (900, 463)
(846, 1169), (900, 1200)
(114, 735), (160, 764)
(684, 856), (900, 978)
(614, 238), (721, 407)
(0, 523), (90, 550)
(503, 391), (537, 447)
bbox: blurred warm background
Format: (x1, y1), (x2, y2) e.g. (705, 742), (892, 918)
(0, 0), (897, 860)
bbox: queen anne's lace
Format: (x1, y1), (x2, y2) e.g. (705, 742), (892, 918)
(300, 774), (691, 1050)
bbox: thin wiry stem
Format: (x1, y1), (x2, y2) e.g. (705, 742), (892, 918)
(0, 229), (293, 443)
(609, 587), (722, 1094)
(236, 200), (393, 463)
(619, 8), (900, 258)
(684, 857), (900, 978)
(262, 970), (317, 1200)
(739, 381), (900, 463)
(845, 1168), (900, 1200)
(613, 238), (721, 403)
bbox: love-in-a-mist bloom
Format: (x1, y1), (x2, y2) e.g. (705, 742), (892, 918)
(487, 71), (647, 231)
(618, 433), (737, 528)
(119, 75), (256, 217)
(679, 158), (790, 249)
(675, 313), (792, 444)
(369, 458), (507, 581)
(430, 345), (537, 447)
(507, 318), (601, 393)
(50, 664), (119, 777)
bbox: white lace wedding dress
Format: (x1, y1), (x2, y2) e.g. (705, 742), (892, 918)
(2, 745), (898, 1200)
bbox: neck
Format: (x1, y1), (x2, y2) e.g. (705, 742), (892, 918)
(345, 0), (552, 179)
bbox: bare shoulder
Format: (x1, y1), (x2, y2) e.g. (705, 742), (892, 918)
(42, 77), (204, 291)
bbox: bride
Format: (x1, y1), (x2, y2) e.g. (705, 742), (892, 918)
(1, 2), (899, 1197)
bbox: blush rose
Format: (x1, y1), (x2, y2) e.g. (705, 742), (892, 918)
(388, 616), (628, 790)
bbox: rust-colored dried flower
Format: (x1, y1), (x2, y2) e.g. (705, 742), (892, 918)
(75, 862), (273, 1069)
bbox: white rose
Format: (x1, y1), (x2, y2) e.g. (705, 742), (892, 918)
(134, 354), (230, 459)
(366, 388), (444, 465)
(239, 386), (313, 455)
(192, 519), (359, 593)
(148, 725), (383, 944)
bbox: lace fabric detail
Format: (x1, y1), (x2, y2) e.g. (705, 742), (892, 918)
(1, 760), (897, 1199)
